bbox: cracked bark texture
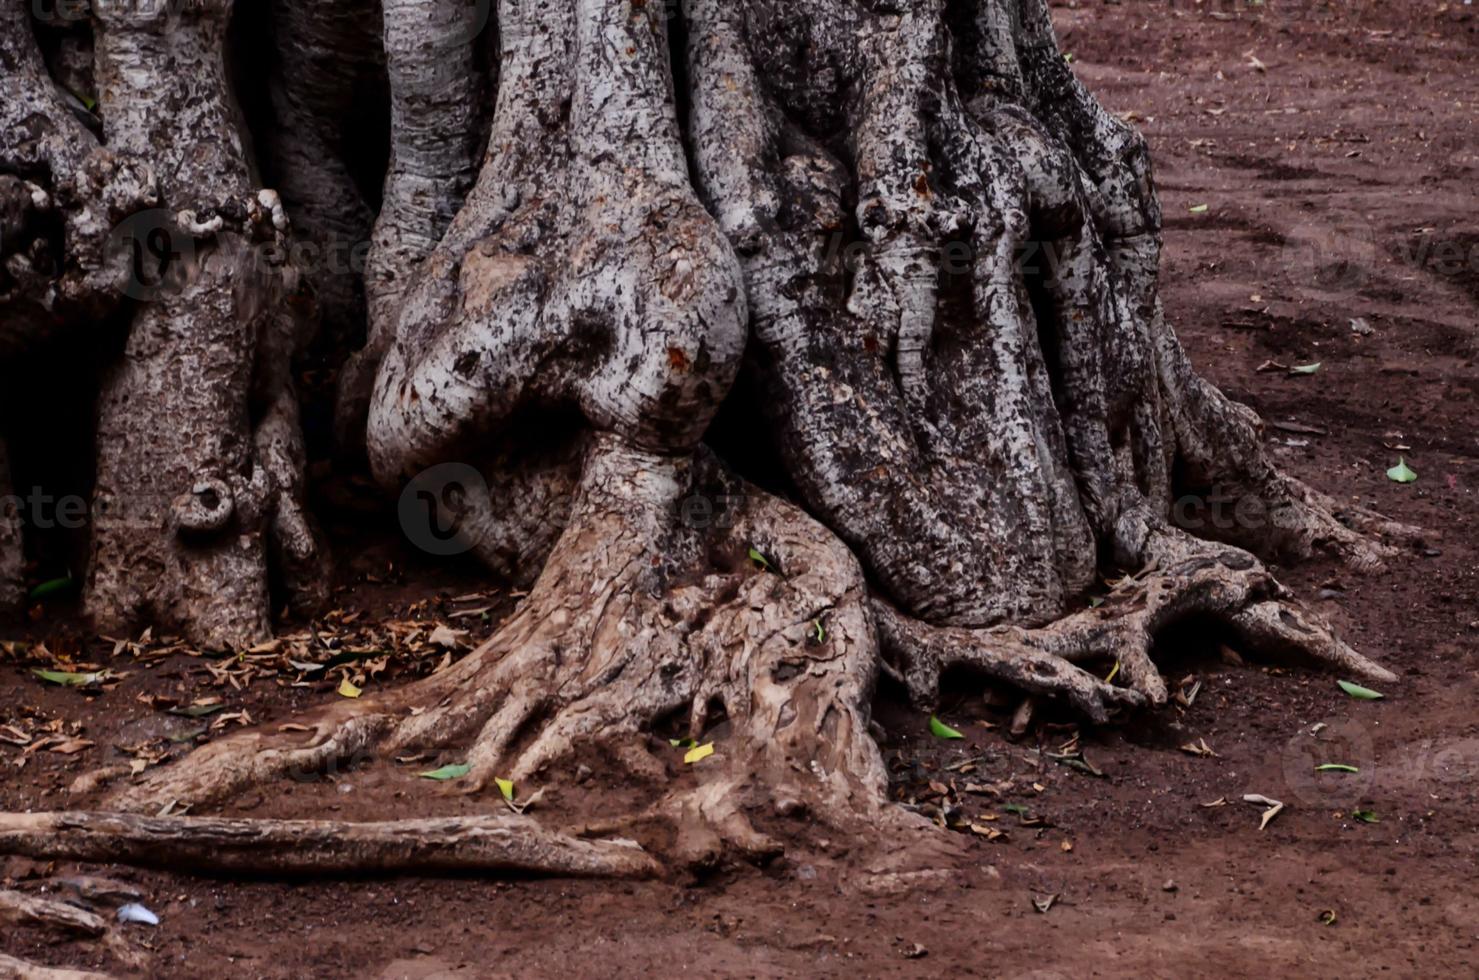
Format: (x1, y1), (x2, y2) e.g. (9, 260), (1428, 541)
(0, 0), (330, 645)
(0, 0), (1419, 876)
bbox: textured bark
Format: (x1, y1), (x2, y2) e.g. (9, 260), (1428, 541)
(0, 889), (107, 938)
(69, 2), (327, 646)
(0, 0), (1420, 874)
(0, 811), (659, 879)
(0, 954), (114, 980)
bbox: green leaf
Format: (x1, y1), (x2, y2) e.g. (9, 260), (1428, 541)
(31, 668), (104, 687)
(1188, 203), (1210, 214)
(494, 777), (515, 802)
(28, 576), (75, 601)
(1337, 680), (1384, 700)
(929, 715), (964, 740)
(747, 547), (772, 571)
(1352, 809), (1380, 823)
(810, 618), (826, 643)
(1385, 457), (1417, 484)
(668, 737), (697, 749)
(1315, 763), (1359, 773)
(1002, 803), (1030, 816)
(1288, 362), (1323, 375)
(418, 762), (471, 781)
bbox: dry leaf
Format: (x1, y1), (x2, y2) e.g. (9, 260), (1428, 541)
(428, 625), (469, 649)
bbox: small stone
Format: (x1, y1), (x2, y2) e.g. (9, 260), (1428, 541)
(901, 943), (928, 959)
(1163, 879), (1178, 892)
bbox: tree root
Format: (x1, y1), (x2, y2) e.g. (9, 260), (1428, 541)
(0, 886), (140, 977)
(0, 812), (658, 880)
(0, 954), (114, 980)
(0, 889), (107, 938)
(879, 523), (1394, 723)
(76, 439), (888, 875)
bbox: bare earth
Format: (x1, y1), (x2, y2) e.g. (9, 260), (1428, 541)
(3, 2), (1477, 976)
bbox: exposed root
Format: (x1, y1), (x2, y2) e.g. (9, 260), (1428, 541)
(880, 520), (1394, 723)
(0, 812), (659, 879)
(87, 439), (888, 873)
(0, 889), (107, 938)
(0, 953), (114, 980)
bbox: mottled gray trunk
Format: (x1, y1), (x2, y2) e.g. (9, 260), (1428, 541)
(3, 1), (325, 645)
(0, 0), (1417, 876)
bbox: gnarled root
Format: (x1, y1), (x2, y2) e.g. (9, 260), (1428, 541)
(91, 440), (888, 873)
(879, 519), (1394, 724)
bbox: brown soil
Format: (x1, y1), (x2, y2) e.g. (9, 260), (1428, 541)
(4, 2), (1477, 976)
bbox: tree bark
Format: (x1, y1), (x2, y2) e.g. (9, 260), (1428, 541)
(0, 0), (1419, 873)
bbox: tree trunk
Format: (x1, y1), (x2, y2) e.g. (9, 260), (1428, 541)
(0, 0), (1418, 874)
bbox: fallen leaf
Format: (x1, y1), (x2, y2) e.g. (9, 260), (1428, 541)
(494, 777), (515, 802)
(28, 576), (76, 601)
(166, 702), (224, 718)
(427, 625), (468, 649)
(1288, 362), (1322, 375)
(1386, 458), (1417, 484)
(929, 715), (964, 740)
(1352, 809), (1380, 824)
(1189, 203), (1210, 214)
(1315, 763), (1359, 773)
(337, 678), (362, 698)
(1244, 793), (1285, 830)
(1032, 893), (1058, 914)
(1179, 738), (1217, 758)
(684, 742), (715, 764)
(968, 823), (1006, 841)
(419, 762), (471, 781)
(747, 547), (772, 572)
(32, 668), (105, 687)
(1337, 680), (1384, 700)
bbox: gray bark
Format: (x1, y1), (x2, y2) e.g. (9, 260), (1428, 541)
(0, 0), (1418, 871)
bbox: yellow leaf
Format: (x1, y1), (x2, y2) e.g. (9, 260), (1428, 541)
(683, 742), (715, 765)
(494, 777), (515, 802)
(337, 678), (362, 699)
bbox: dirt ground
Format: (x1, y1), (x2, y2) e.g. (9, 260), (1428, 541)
(4, 1), (1477, 976)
